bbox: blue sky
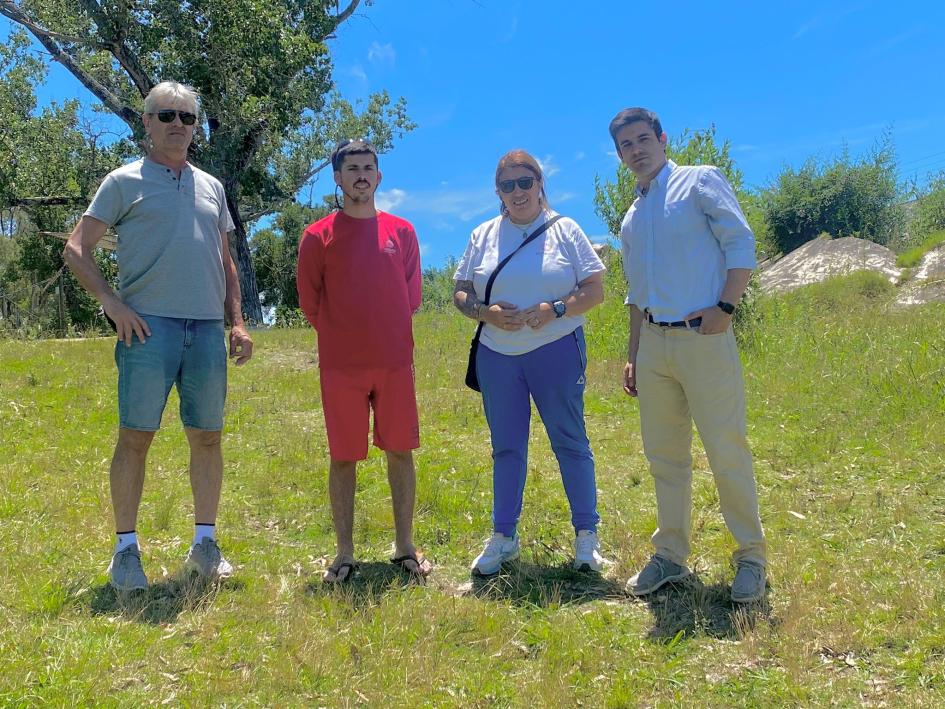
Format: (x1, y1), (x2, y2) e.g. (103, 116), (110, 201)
(6, 0), (945, 268)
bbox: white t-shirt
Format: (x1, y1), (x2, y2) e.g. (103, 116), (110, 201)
(454, 211), (605, 355)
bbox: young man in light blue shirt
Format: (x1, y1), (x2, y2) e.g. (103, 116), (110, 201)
(612, 107), (767, 603)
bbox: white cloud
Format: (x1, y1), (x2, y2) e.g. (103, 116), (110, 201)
(368, 41), (396, 66)
(376, 188), (408, 212)
(419, 241), (431, 257)
(349, 64), (367, 82)
(574, 151), (586, 161)
(374, 187), (496, 223)
(549, 191), (577, 204)
(537, 154), (560, 177)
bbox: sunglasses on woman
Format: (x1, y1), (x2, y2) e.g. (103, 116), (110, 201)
(152, 109), (198, 126)
(498, 176), (537, 193)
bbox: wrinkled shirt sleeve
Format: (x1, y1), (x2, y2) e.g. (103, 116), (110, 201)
(697, 167), (756, 271)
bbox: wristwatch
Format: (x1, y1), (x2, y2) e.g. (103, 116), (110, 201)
(717, 300), (736, 315)
(552, 300), (567, 318)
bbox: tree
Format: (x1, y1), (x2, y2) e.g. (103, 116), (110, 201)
(910, 172), (945, 240)
(761, 135), (903, 254)
(1, 29), (123, 333)
(251, 201), (329, 315)
(593, 125), (744, 237)
(0, 0), (414, 323)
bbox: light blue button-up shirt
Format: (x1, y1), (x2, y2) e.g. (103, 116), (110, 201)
(619, 160), (756, 322)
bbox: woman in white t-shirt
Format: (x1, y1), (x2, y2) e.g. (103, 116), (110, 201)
(453, 149), (609, 576)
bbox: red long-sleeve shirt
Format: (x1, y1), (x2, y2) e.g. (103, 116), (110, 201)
(296, 210), (421, 370)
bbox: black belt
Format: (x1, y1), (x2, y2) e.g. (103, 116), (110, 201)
(647, 313), (702, 329)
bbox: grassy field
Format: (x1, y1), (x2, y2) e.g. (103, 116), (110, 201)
(2, 271), (945, 707)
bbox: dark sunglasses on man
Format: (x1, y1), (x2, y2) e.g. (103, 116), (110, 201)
(498, 176), (537, 193)
(152, 109), (198, 126)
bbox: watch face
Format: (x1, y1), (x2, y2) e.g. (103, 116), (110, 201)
(553, 301), (566, 317)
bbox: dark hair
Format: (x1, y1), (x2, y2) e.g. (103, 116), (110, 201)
(331, 139), (378, 171)
(608, 108), (663, 154)
(494, 149), (550, 216)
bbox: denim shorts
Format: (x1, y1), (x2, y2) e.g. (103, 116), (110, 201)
(115, 315), (227, 431)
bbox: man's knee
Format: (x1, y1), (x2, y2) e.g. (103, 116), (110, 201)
(185, 427), (222, 449)
(385, 450), (413, 465)
(330, 459), (358, 476)
(116, 427), (156, 456)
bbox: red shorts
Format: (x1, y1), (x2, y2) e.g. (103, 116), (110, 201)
(319, 365), (420, 461)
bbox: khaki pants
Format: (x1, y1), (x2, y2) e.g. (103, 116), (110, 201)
(636, 321), (766, 567)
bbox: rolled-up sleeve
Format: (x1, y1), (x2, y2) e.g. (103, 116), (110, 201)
(697, 167), (756, 270)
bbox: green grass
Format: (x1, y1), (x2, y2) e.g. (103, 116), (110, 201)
(2, 273), (945, 706)
(897, 229), (945, 268)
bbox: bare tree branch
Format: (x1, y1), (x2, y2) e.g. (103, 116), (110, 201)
(0, 1), (140, 131)
(9, 196), (89, 207)
(76, 0), (154, 95)
(239, 158), (332, 223)
(332, 0), (363, 28)
(0, 2), (99, 46)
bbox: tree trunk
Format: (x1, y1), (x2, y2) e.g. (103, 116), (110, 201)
(223, 185), (263, 325)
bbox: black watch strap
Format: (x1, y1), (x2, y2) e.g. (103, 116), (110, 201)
(717, 300), (736, 315)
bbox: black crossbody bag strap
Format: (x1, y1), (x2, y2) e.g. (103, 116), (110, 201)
(471, 214), (564, 342)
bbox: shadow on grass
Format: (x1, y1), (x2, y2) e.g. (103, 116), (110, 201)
(84, 572), (244, 625)
(640, 575), (773, 641)
(463, 560), (626, 608)
(304, 561), (429, 606)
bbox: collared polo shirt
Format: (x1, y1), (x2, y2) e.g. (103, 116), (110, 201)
(619, 160), (756, 322)
(85, 157), (234, 320)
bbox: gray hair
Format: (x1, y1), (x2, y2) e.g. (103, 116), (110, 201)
(144, 81), (200, 116)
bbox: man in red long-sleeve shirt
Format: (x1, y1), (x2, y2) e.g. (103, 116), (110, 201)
(297, 139), (430, 583)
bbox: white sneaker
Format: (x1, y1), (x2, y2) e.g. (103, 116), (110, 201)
(573, 530), (608, 572)
(471, 533), (520, 576)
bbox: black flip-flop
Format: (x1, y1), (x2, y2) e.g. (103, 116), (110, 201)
(324, 561), (358, 584)
(390, 553), (432, 581)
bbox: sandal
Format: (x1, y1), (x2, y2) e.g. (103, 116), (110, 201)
(323, 558), (358, 584)
(390, 552), (433, 581)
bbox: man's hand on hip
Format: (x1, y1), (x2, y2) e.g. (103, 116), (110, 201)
(103, 295), (151, 347)
(684, 306), (732, 335)
(229, 324), (253, 365)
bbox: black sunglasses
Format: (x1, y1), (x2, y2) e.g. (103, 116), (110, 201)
(498, 176), (537, 193)
(153, 109), (197, 126)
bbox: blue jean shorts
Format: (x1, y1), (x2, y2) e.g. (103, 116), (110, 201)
(115, 315), (227, 431)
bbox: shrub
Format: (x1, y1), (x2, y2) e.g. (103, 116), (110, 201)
(761, 135), (904, 255)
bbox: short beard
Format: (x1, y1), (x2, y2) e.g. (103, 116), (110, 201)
(343, 188), (373, 204)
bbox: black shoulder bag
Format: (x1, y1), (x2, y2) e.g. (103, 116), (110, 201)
(464, 215), (563, 391)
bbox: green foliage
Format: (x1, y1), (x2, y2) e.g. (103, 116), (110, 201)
(593, 126), (745, 238)
(896, 229), (945, 269)
(761, 134), (904, 255)
(420, 257), (458, 312)
(251, 202), (329, 312)
(2, 1), (415, 322)
(910, 173), (945, 241)
(2, 283), (945, 705)
(0, 29), (122, 335)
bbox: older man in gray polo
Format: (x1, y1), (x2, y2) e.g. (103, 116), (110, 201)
(64, 80), (252, 591)
(611, 107), (767, 603)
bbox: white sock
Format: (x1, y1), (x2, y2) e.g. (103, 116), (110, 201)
(193, 523), (216, 546)
(115, 530), (137, 553)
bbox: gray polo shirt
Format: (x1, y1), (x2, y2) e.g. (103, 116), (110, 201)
(85, 157), (235, 320)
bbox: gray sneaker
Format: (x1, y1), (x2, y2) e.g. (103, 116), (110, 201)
(731, 560), (766, 603)
(108, 544), (148, 592)
(626, 554), (691, 596)
(185, 538), (234, 580)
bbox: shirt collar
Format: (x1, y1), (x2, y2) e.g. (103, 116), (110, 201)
(635, 159), (676, 197)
